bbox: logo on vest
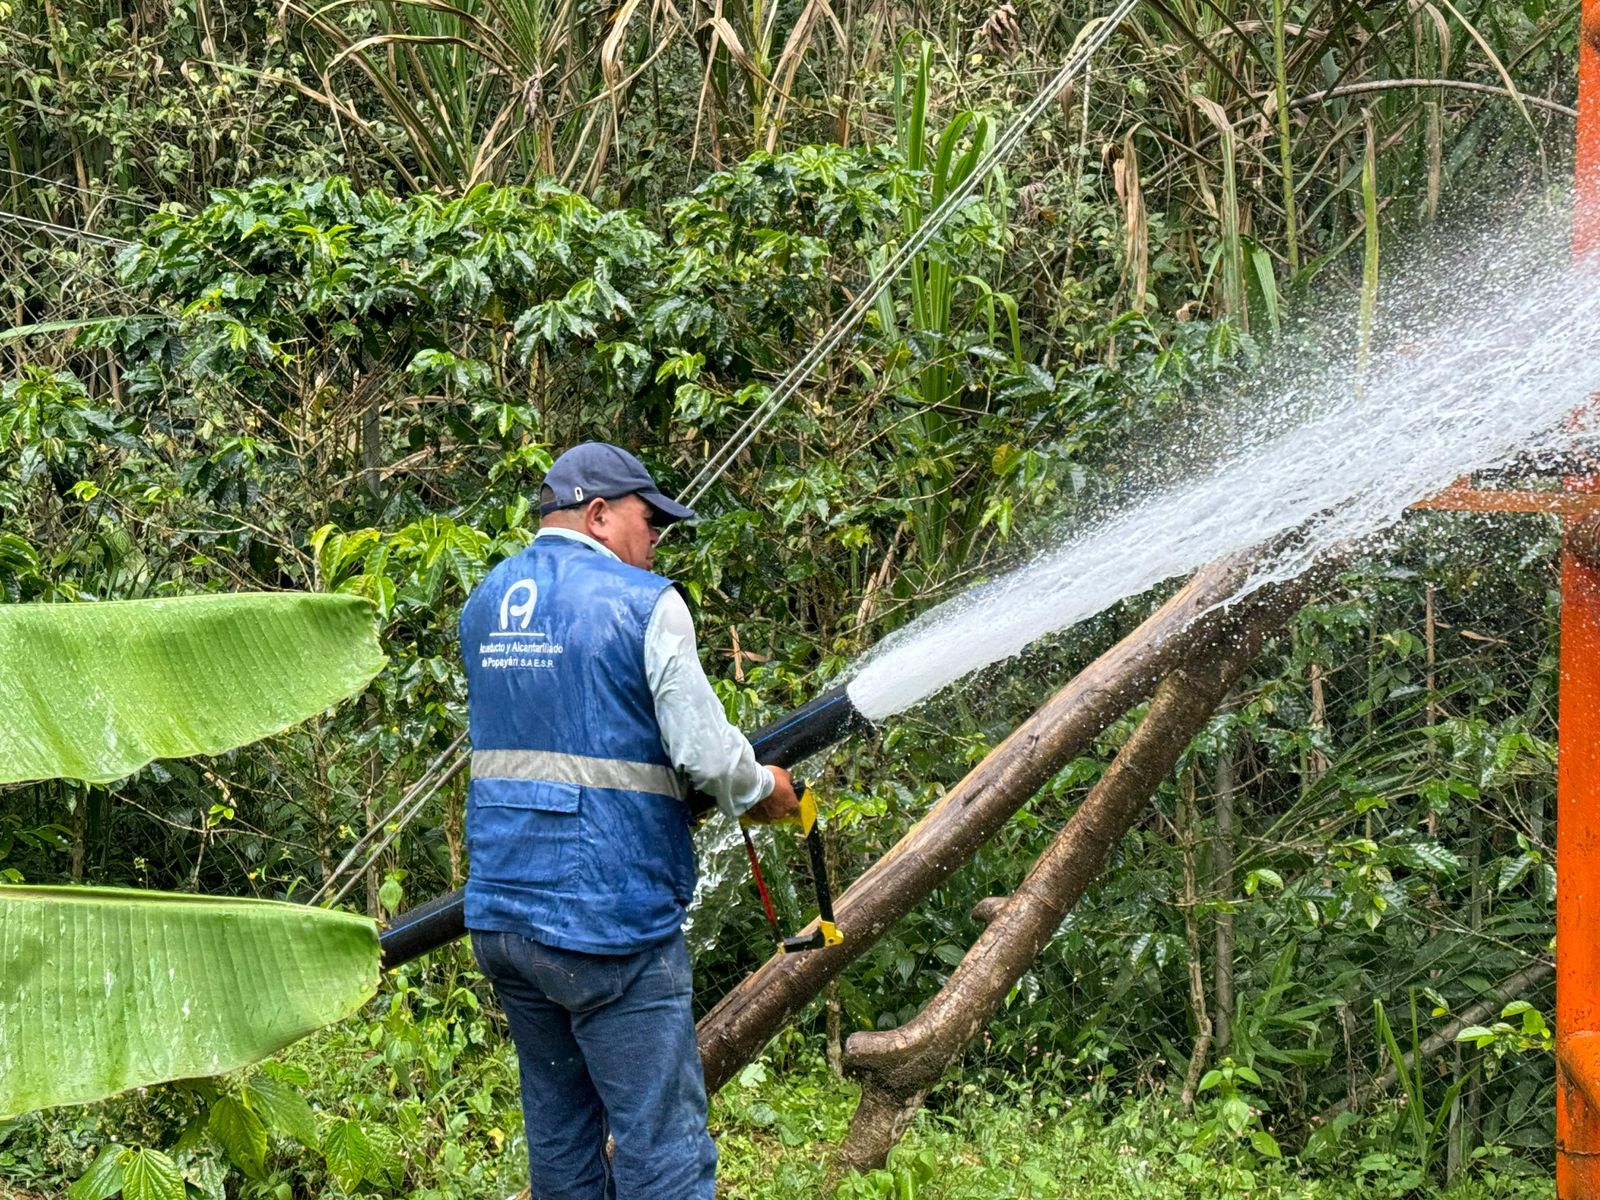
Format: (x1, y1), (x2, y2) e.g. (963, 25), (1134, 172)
(499, 580), (538, 630)
(481, 579), (563, 670)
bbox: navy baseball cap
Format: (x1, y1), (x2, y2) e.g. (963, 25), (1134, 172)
(539, 442), (696, 524)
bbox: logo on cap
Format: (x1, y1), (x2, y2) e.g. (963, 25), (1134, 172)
(499, 580), (538, 631)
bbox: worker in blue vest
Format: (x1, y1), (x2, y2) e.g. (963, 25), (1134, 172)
(459, 441), (799, 1200)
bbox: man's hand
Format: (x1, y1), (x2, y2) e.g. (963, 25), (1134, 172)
(743, 766), (800, 824)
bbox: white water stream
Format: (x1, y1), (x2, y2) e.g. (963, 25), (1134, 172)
(691, 201), (1600, 951)
(846, 207), (1600, 721)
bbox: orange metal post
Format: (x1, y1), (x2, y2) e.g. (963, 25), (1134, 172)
(1559, 500), (1600, 1197)
(1559, 5), (1600, 1193)
(1411, 484), (1600, 516)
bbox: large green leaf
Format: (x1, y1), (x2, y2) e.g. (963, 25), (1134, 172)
(0, 886), (379, 1116)
(209, 1095), (268, 1179)
(119, 1147), (184, 1200)
(244, 1074), (319, 1148)
(0, 593), (386, 784)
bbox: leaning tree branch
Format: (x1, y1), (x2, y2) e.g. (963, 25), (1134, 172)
(829, 577), (1311, 1175)
(1286, 79), (1576, 119)
(696, 553), (1268, 1091)
(1317, 956), (1555, 1123)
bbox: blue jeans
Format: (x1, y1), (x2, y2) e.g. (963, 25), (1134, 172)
(471, 929), (717, 1200)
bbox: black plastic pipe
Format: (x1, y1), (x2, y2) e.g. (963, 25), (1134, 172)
(378, 684), (870, 969)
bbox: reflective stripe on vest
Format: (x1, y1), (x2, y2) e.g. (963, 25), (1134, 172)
(471, 748), (684, 800)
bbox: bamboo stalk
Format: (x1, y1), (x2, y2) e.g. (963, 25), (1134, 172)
(1271, 0), (1300, 273)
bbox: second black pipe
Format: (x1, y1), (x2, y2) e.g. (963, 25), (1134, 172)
(378, 684), (870, 969)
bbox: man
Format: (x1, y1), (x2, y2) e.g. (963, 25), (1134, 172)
(459, 441), (799, 1200)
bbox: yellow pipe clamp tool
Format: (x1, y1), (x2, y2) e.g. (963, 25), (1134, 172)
(740, 781), (844, 953)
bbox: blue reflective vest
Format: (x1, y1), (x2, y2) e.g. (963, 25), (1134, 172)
(460, 535), (695, 953)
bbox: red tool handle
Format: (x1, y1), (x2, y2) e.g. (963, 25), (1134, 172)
(741, 826), (782, 940)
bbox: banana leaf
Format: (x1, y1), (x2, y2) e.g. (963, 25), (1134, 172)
(0, 593), (386, 784)
(0, 886), (379, 1116)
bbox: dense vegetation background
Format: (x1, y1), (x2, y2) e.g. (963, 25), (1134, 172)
(0, 0), (1582, 1196)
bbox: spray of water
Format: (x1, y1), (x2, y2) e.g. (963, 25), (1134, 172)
(846, 201), (1600, 722)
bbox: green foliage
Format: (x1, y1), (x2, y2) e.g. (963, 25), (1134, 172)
(0, 1), (1578, 1193)
(1195, 1058), (1282, 1165)
(205, 1096), (266, 1182)
(835, 1146), (940, 1200)
(1374, 994), (1465, 1184)
(284, 0), (581, 192)
(1457, 1001), (1554, 1057)
(66, 1144), (129, 1200)
(7, 956), (515, 1200)
(710, 1056), (1556, 1200)
(117, 1146), (184, 1200)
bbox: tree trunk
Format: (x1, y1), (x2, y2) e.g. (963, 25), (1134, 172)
(1179, 770), (1213, 1110)
(70, 784), (87, 883)
(445, 776), (465, 887)
(365, 788), (382, 919)
(830, 579), (1307, 1175)
(1453, 819), (1487, 1178)
(1307, 660), (1329, 781)
(360, 396), (383, 499)
(1212, 720), (1237, 1052)
(365, 704), (382, 918)
(696, 554), (1266, 1091)
(1425, 581), (1439, 838)
(825, 822), (845, 1076)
